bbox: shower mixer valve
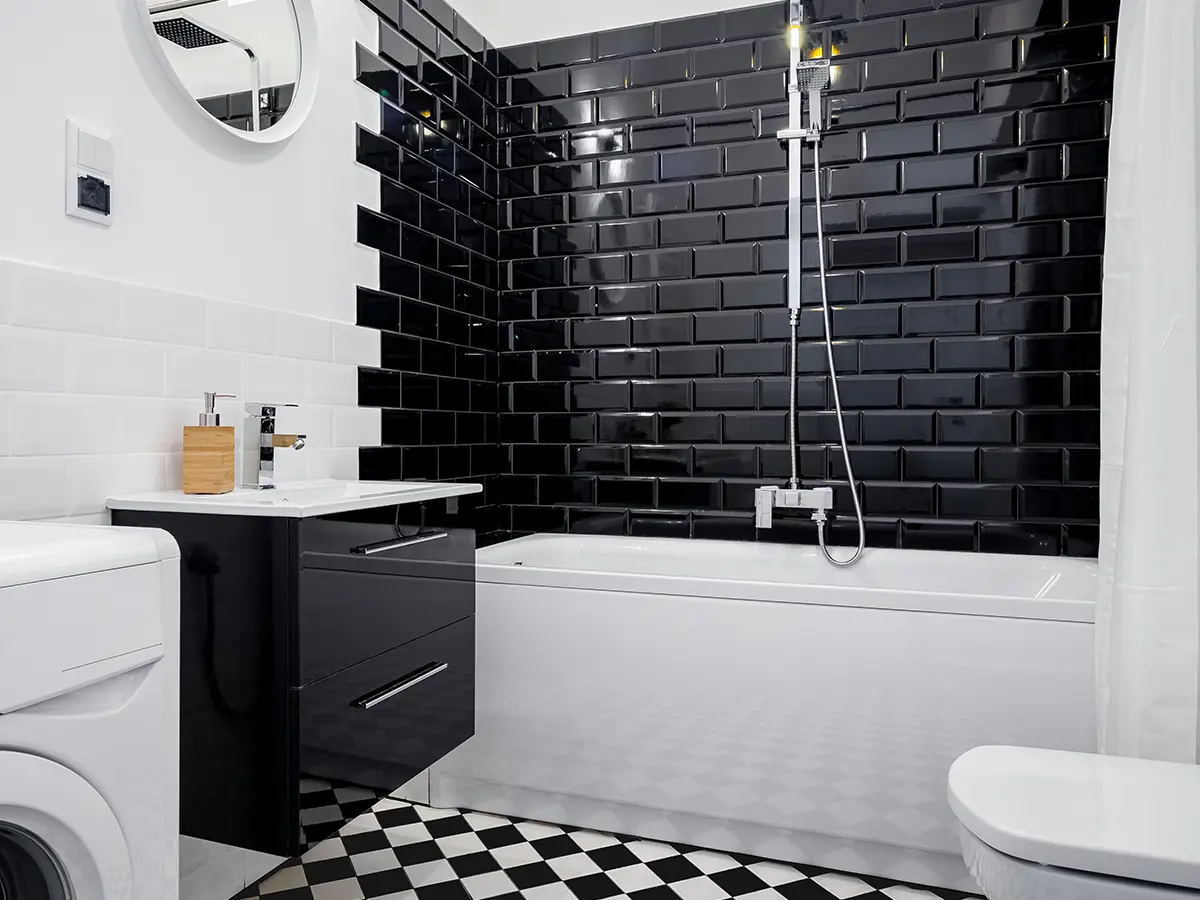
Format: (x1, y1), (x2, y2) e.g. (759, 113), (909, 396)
(754, 485), (834, 530)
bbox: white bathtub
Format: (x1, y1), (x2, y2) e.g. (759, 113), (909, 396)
(430, 535), (1098, 891)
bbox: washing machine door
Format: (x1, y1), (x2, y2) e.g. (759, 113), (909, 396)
(0, 753), (132, 899)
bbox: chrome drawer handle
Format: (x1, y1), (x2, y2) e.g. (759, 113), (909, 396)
(352, 662), (449, 710)
(350, 531), (448, 555)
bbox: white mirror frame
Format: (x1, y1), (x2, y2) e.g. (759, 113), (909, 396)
(134, 0), (319, 144)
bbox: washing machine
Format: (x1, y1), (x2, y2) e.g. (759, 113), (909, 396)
(0, 522), (180, 900)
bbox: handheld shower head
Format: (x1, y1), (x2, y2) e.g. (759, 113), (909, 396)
(795, 58), (831, 92)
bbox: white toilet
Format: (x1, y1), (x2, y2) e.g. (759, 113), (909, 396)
(949, 746), (1200, 899)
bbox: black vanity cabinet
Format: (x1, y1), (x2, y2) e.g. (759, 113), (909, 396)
(111, 500), (475, 857)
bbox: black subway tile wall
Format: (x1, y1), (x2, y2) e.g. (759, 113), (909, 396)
(489, 0), (1111, 556)
(354, 0), (502, 531)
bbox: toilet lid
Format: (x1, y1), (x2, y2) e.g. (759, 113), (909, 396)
(949, 746), (1200, 890)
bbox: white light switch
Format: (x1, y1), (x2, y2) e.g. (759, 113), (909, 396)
(66, 120), (114, 227)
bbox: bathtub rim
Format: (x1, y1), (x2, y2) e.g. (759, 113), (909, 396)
(476, 534), (1097, 624)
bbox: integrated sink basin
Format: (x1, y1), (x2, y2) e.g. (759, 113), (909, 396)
(108, 479), (483, 518)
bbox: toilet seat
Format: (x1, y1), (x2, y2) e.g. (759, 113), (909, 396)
(949, 746), (1200, 892)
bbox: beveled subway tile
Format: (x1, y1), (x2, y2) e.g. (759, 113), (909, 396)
(1020, 24), (1108, 69)
(905, 6), (976, 47)
(630, 444), (693, 476)
(695, 110), (758, 145)
(981, 71), (1061, 112)
(1022, 102), (1110, 145)
(660, 213), (722, 247)
(598, 220), (659, 251)
(509, 70), (568, 105)
(598, 89), (658, 123)
(695, 41), (756, 79)
(538, 33), (595, 69)
(724, 70), (787, 107)
(659, 279), (720, 312)
(569, 127), (629, 158)
(659, 12), (723, 50)
(660, 80), (723, 116)
(902, 80), (977, 121)
(633, 379), (693, 410)
(630, 50), (692, 88)
(597, 476), (655, 507)
(538, 98), (595, 131)
(659, 346), (719, 376)
(598, 284), (656, 315)
(571, 61), (628, 95)
(597, 23), (658, 60)
(661, 413), (721, 442)
(940, 37), (1017, 80)
(659, 478), (722, 510)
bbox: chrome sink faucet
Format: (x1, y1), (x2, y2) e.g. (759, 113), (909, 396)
(244, 402), (306, 490)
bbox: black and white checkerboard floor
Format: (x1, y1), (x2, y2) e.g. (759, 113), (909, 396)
(236, 799), (982, 900)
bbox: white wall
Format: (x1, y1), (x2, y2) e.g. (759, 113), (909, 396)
(451, 0), (770, 49)
(0, 0), (388, 524)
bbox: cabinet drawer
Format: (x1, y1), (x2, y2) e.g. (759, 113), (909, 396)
(297, 617), (474, 798)
(298, 566), (473, 687)
(300, 516), (475, 582)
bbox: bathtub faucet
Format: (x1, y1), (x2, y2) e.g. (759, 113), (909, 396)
(754, 485), (834, 530)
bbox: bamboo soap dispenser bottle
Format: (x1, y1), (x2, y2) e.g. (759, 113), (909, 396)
(183, 392), (237, 495)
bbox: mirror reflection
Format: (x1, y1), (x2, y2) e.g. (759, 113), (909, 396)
(146, 0), (301, 132)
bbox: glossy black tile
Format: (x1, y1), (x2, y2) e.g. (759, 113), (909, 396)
(573, 316), (631, 348)
(598, 220), (659, 251)
(630, 118), (692, 152)
(631, 51), (691, 90)
(659, 279), (720, 312)
(538, 33), (595, 69)
(631, 183), (692, 216)
(509, 69), (568, 105)
(597, 23), (658, 60)
(631, 248), (693, 281)
(571, 61), (628, 96)
(660, 413), (721, 442)
(660, 80), (723, 116)
(599, 155), (659, 187)
(630, 445), (693, 476)
(598, 89), (658, 123)
(864, 49), (936, 89)
(660, 12), (723, 50)
(570, 189), (629, 221)
(596, 477), (655, 507)
(656, 147), (720, 183)
(660, 213), (722, 247)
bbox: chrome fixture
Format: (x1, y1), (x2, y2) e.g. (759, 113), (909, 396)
(244, 402), (306, 489)
(754, 4), (866, 566)
(148, 0), (263, 132)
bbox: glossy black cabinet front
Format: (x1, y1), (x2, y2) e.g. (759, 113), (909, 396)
(112, 501), (475, 857)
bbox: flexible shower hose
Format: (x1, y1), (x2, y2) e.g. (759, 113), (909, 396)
(808, 140), (865, 567)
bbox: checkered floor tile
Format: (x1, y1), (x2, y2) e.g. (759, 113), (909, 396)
(236, 799), (981, 900)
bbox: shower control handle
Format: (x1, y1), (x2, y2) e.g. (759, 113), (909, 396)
(754, 486), (834, 530)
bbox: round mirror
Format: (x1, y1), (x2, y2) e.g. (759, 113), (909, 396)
(137, 0), (317, 142)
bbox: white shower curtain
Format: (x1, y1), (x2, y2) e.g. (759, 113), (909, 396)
(1097, 0), (1200, 762)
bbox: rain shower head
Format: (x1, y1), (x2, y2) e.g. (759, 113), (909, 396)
(153, 16), (228, 49)
(795, 58), (831, 92)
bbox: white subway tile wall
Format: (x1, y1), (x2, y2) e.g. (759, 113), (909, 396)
(0, 258), (380, 523)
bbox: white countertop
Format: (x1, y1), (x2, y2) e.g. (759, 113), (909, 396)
(107, 479), (482, 518)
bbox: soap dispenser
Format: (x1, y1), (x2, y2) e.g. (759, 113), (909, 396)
(183, 392), (237, 495)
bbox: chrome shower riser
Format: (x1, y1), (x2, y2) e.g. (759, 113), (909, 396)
(753, 25), (866, 566)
